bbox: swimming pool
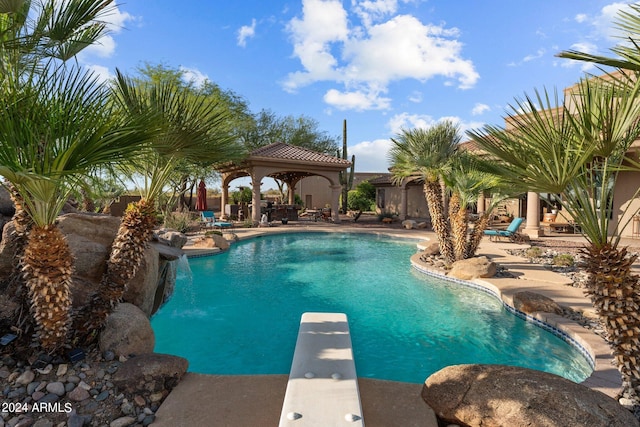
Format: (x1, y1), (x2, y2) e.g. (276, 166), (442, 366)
(151, 232), (593, 383)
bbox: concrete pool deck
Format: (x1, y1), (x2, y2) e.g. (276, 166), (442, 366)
(154, 220), (629, 426)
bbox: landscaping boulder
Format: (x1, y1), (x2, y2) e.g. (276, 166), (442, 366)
(513, 291), (563, 315)
(421, 242), (440, 256)
(448, 256), (497, 280)
(422, 364), (638, 427)
(123, 248), (160, 316)
(192, 234), (230, 250)
(112, 353), (189, 394)
(99, 303), (155, 357)
(416, 221), (429, 229)
(0, 221), (20, 282)
(402, 220), (417, 229)
(58, 213), (121, 282)
(156, 230), (188, 249)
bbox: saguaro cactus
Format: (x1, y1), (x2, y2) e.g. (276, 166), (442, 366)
(338, 119), (355, 214)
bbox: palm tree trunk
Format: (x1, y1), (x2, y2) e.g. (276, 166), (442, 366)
(465, 212), (492, 259)
(448, 192), (469, 261)
(74, 198), (156, 342)
(583, 243), (640, 391)
(5, 186), (35, 337)
(22, 225), (73, 351)
(424, 181), (454, 264)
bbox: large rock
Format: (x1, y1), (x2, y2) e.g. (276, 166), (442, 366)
(513, 291), (562, 315)
(422, 364), (638, 427)
(402, 220), (417, 229)
(123, 247), (159, 316)
(99, 303), (155, 357)
(58, 213), (121, 283)
(421, 242), (440, 256)
(448, 256), (497, 280)
(112, 353), (188, 394)
(192, 234), (230, 250)
(0, 221), (20, 282)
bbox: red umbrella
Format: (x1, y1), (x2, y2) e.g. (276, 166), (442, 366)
(195, 179), (208, 211)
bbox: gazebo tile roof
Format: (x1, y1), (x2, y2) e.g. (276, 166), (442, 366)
(251, 142), (351, 165)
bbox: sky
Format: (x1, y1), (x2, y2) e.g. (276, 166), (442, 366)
(79, 0), (638, 175)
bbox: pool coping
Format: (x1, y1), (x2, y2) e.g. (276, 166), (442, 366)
(180, 226), (622, 398)
(410, 253), (622, 398)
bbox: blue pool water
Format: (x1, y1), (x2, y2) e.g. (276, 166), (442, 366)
(151, 232), (593, 383)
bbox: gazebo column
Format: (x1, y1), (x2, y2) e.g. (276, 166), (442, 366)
(524, 191), (542, 238)
(330, 184), (342, 223)
(251, 173), (263, 224)
(220, 174), (230, 219)
(287, 179), (296, 205)
(477, 192), (485, 215)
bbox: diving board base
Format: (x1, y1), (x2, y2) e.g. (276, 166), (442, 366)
(279, 312), (364, 426)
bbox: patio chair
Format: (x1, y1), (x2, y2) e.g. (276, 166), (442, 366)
(483, 217), (525, 242)
(200, 211), (233, 230)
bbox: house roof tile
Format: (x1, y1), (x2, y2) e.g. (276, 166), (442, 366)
(251, 142), (351, 165)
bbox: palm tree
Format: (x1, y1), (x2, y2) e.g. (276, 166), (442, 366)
(75, 71), (244, 342)
(0, 65), (156, 351)
(469, 76), (640, 391)
(388, 122), (460, 264)
(442, 154), (512, 259)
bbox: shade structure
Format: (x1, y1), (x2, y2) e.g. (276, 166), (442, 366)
(195, 179), (208, 211)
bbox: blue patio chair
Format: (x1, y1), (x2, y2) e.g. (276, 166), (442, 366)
(483, 217), (525, 242)
(200, 211), (233, 230)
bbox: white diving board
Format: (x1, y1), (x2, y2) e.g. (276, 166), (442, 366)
(279, 312), (364, 426)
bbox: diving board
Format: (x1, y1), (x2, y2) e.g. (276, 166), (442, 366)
(279, 312), (364, 426)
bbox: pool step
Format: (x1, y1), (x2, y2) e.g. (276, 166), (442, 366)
(279, 312), (364, 426)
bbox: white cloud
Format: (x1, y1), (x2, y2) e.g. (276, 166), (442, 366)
(350, 139), (394, 172)
(85, 64), (113, 83)
(593, 2), (633, 40)
(387, 112), (438, 134)
(180, 66), (209, 88)
(387, 112), (484, 140)
(352, 0), (399, 27)
(557, 42), (598, 71)
(523, 48), (546, 62)
(324, 88), (391, 110)
(408, 91), (422, 103)
(471, 103), (490, 116)
(284, 0), (478, 111)
(79, 4), (135, 59)
(575, 13), (588, 24)
(238, 19), (257, 47)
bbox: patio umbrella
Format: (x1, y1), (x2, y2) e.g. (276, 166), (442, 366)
(195, 179), (207, 211)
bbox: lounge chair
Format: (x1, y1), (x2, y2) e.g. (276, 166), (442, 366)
(200, 211), (233, 230)
(484, 217), (525, 242)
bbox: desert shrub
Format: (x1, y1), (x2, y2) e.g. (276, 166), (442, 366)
(525, 247), (543, 258)
(553, 253), (575, 267)
(164, 211), (196, 233)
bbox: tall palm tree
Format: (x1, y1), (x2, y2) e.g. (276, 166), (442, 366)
(469, 76), (640, 391)
(75, 71), (244, 342)
(388, 122), (460, 264)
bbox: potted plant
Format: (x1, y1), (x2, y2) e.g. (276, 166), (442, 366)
(281, 217), (288, 225)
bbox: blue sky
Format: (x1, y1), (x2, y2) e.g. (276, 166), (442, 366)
(80, 0), (636, 173)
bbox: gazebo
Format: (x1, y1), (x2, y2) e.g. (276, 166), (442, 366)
(216, 143), (352, 224)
